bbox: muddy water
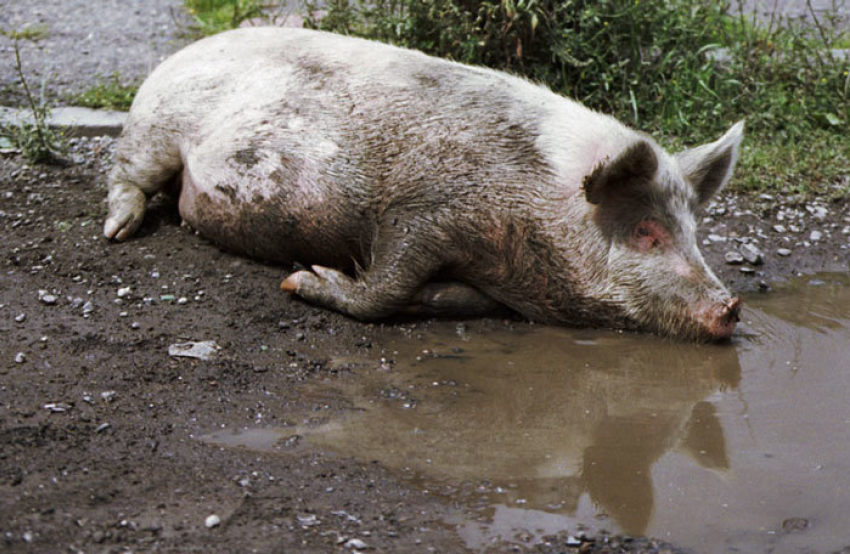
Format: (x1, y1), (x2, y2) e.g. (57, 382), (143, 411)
(202, 274), (850, 554)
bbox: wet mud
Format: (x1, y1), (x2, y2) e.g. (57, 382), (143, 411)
(1, 144), (850, 553)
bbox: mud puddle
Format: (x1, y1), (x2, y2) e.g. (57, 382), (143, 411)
(202, 274), (850, 554)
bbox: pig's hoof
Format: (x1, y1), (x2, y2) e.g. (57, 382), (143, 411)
(281, 270), (310, 293)
(104, 188), (146, 241)
(281, 266), (352, 298)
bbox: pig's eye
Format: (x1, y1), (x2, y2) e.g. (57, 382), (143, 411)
(631, 220), (669, 253)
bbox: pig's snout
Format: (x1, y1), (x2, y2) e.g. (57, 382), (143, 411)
(697, 296), (743, 341)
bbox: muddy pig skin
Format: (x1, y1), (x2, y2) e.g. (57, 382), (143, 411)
(104, 27), (744, 341)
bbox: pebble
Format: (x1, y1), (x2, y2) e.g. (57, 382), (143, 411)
(168, 340), (221, 361)
(843, 226), (850, 235)
(345, 538), (369, 550)
(781, 517), (809, 533)
(740, 243), (764, 265)
(777, 248), (792, 257)
(38, 290), (57, 305)
(82, 301), (94, 316)
(44, 402), (73, 413)
(15, 313), (26, 323)
(725, 251), (744, 264)
(566, 535), (582, 546)
(809, 230), (823, 242)
(807, 205), (828, 220)
(100, 390), (117, 402)
(296, 514), (319, 527)
(739, 266), (755, 274)
(708, 234), (727, 243)
(15, 352), (26, 363)
(95, 423), (112, 433)
(117, 286), (131, 298)
(772, 224), (786, 233)
(204, 514), (221, 528)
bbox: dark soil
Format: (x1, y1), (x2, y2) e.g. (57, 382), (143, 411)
(1, 138), (848, 553)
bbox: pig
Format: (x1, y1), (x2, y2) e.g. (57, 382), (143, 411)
(104, 27), (744, 341)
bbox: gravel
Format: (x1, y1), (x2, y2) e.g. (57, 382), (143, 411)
(0, 0), (188, 105)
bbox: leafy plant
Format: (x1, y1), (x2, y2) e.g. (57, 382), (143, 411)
(69, 73), (139, 111)
(0, 38), (67, 165)
(182, 0), (264, 37)
(0, 25), (49, 42)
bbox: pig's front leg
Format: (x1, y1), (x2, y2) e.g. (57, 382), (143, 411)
(281, 222), (446, 321)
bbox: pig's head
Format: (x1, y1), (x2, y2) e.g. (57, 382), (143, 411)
(582, 122), (744, 341)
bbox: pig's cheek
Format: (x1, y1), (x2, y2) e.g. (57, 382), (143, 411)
(670, 255), (694, 280)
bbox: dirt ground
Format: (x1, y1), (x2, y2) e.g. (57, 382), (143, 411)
(0, 132), (848, 554)
(2, 1), (850, 551)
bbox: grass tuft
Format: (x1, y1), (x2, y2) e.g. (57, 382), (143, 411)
(182, 0), (264, 37)
(69, 73), (139, 111)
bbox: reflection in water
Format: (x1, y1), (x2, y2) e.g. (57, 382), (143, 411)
(201, 275), (850, 554)
(314, 329), (740, 536)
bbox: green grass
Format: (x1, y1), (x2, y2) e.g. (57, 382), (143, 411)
(302, 0), (848, 197)
(734, 131), (850, 198)
(171, 1), (850, 198)
(182, 0), (264, 37)
(0, 25), (49, 42)
(1, 38), (67, 165)
(69, 73), (139, 111)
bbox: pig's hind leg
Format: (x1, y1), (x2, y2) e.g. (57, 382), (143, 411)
(104, 126), (182, 241)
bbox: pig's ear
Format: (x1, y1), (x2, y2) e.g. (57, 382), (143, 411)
(676, 120), (744, 208)
(583, 140), (658, 206)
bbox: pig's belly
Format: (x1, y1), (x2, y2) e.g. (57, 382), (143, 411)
(176, 167), (363, 269)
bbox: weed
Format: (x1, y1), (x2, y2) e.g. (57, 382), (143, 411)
(0, 25), (49, 42)
(301, 0), (848, 194)
(0, 39), (67, 165)
(69, 73), (139, 111)
(182, 0), (264, 37)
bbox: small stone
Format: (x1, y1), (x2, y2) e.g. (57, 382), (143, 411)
(22, 532), (33, 543)
(38, 290), (57, 305)
(168, 340), (221, 361)
(777, 248), (792, 257)
(566, 535), (582, 546)
(15, 352), (26, 363)
(772, 224), (786, 233)
(177, 297), (188, 305)
(82, 301), (94, 315)
(842, 226), (850, 236)
(781, 517), (809, 533)
(708, 234), (727, 243)
(807, 205), (828, 220)
(296, 514), (318, 527)
(95, 423), (112, 433)
(345, 538), (369, 550)
(117, 286), (131, 298)
(44, 402), (73, 413)
(809, 230), (823, 242)
(740, 243), (763, 265)
(205, 514), (221, 528)
(15, 313), (26, 323)
(100, 390), (117, 402)
(725, 251), (744, 265)
(739, 266), (755, 274)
